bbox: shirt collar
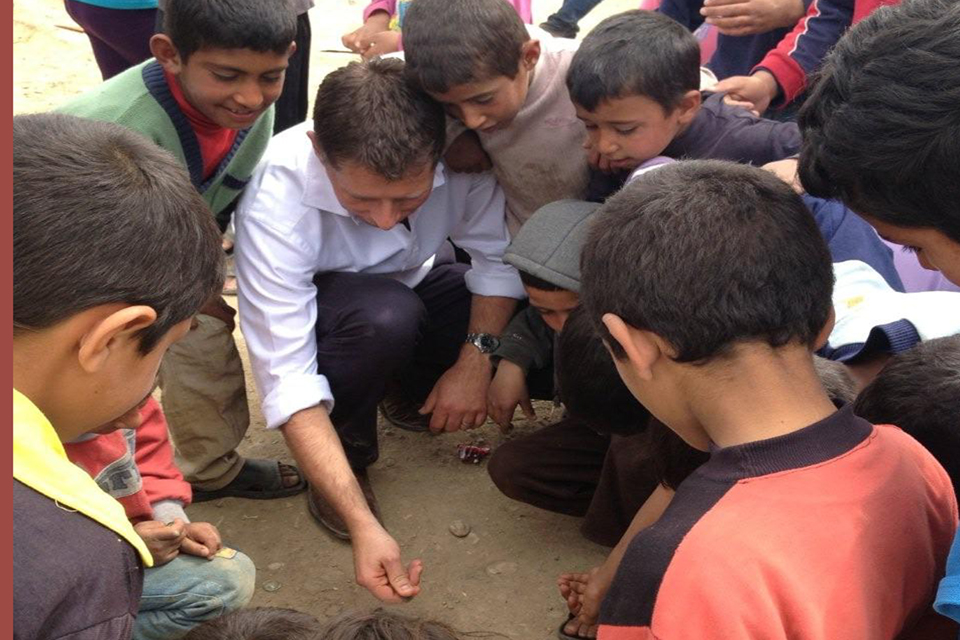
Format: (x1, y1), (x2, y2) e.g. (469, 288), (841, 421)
(302, 149), (447, 218)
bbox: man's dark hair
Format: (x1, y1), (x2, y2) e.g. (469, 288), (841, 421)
(183, 607), (322, 640)
(557, 307), (651, 436)
(798, 0), (960, 243)
(854, 336), (960, 498)
(518, 270), (566, 293)
(402, 0), (530, 94)
(581, 160), (834, 363)
(13, 113), (224, 354)
(318, 608), (474, 639)
(313, 58), (445, 180)
(164, 0), (297, 62)
(567, 10), (701, 113)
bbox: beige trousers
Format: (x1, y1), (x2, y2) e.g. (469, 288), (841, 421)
(158, 313), (249, 490)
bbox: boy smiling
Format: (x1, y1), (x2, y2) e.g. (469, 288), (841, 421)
(58, 0), (305, 505)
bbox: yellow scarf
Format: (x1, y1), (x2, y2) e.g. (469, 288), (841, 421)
(12, 389), (153, 566)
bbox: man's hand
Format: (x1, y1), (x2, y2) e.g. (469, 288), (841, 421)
(180, 522), (222, 559)
(763, 158), (802, 193)
(487, 360), (535, 431)
(198, 295), (237, 331)
(444, 131), (493, 174)
(361, 30), (402, 59)
(342, 11), (391, 55)
(700, 0), (806, 36)
(420, 348), (493, 433)
(558, 565), (615, 639)
(353, 523), (423, 603)
(134, 519), (187, 566)
(712, 70), (779, 115)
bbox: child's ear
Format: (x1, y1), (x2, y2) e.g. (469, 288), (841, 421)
(150, 34), (183, 74)
(286, 41), (298, 59)
(813, 306), (836, 351)
(676, 90), (702, 126)
(520, 39), (541, 72)
(77, 306), (158, 373)
(602, 313), (660, 381)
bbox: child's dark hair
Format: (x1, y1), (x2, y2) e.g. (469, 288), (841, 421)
(13, 113), (224, 354)
(318, 608), (488, 639)
(854, 336), (960, 497)
(313, 58), (446, 180)
(813, 356), (858, 407)
(182, 607), (322, 640)
(556, 307), (651, 435)
(402, 0), (530, 94)
(518, 270), (566, 293)
(797, 0), (960, 243)
(580, 160), (834, 363)
(164, 0), (297, 62)
(567, 10), (700, 113)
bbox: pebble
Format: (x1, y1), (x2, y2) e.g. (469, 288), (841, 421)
(448, 519), (471, 538)
(486, 561), (517, 576)
(267, 562), (285, 571)
(262, 581), (282, 592)
(465, 532), (481, 545)
(384, 458), (396, 468)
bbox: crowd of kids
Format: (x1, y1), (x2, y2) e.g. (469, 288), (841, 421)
(12, 0), (960, 638)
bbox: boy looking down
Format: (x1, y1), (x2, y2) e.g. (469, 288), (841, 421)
(580, 160), (957, 639)
(58, 0), (305, 504)
(234, 58), (524, 602)
(13, 113), (224, 640)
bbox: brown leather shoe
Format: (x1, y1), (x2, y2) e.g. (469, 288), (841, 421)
(307, 470), (382, 541)
(379, 382), (431, 432)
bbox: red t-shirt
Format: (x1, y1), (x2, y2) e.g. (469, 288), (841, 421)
(165, 70), (238, 181)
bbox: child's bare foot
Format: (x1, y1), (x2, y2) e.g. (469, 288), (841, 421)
(557, 568), (602, 638)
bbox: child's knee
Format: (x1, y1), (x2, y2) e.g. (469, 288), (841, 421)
(207, 550), (256, 612)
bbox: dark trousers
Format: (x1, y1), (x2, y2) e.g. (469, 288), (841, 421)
(543, 0), (605, 32)
(488, 418), (658, 547)
(65, 1), (157, 80)
(273, 13), (311, 134)
(314, 265), (472, 469)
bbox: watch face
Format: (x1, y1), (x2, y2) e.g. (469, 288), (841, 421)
(478, 334), (500, 352)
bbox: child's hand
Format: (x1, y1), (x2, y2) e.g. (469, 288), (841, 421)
(711, 70), (778, 115)
(342, 11), (391, 55)
(700, 0), (805, 36)
(180, 522), (222, 560)
(443, 131), (493, 173)
(134, 519), (187, 566)
(362, 30), (402, 59)
(487, 360), (535, 432)
(558, 566), (610, 639)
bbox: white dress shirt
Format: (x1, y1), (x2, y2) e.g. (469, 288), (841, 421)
(235, 122), (525, 430)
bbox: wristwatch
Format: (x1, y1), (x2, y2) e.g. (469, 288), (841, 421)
(465, 332), (501, 354)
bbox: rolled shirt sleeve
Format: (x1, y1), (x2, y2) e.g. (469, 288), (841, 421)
(449, 172), (526, 300)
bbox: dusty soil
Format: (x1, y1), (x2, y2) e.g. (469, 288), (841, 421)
(13, 1), (637, 636)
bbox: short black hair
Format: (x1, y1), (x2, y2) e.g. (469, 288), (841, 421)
(581, 160), (834, 362)
(164, 0), (297, 62)
(402, 0), (530, 94)
(317, 608), (468, 640)
(798, 0), (960, 243)
(182, 607), (321, 640)
(518, 270), (567, 293)
(556, 307), (651, 435)
(313, 58), (446, 180)
(854, 336), (960, 498)
(13, 113), (224, 354)
(813, 356), (858, 407)
(567, 10), (701, 112)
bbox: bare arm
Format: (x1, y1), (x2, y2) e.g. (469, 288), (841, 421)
(421, 295), (518, 432)
(282, 406), (422, 602)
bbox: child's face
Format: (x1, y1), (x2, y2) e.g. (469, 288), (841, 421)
(575, 93), (700, 172)
(526, 286), (579, 333)
(167, 44), (293, 130)
(861, 216), (960, 287)
(428, 41), (540, 134)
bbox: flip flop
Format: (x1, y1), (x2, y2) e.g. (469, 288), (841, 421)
(191, 458), (307, 502)
(557, 614), (594, 640)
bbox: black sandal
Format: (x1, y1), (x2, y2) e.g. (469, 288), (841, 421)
(192, 458), (306, 502)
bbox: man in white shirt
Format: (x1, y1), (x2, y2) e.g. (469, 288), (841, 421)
(234, 58), (524, 603)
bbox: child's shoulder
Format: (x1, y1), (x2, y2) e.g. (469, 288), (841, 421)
(57, 61), (170, 134)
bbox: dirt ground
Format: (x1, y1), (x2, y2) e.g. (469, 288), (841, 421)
(13, 1), (639, 636)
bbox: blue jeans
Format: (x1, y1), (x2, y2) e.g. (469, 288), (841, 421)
(134, 550), (256, 640)
(544, 0), (605, 31)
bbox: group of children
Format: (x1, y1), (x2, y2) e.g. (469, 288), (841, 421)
(12, 0), (960, 638)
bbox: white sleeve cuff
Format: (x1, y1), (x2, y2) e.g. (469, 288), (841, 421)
(262, 373), (335, 430)
(465, 266), (526, 299)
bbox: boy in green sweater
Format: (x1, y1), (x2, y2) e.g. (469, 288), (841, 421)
(58, 0), (304, 501)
